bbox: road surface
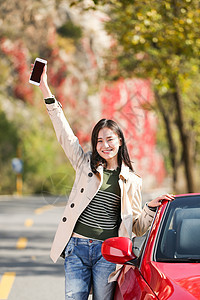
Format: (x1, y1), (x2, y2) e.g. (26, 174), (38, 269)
(0, 189), (163, 299)
(0, 195), (67, 300)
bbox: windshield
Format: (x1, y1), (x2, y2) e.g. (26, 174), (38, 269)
(155, 195), (200, 262)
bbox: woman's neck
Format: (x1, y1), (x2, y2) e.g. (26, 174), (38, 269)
(105, 161), (119, 171)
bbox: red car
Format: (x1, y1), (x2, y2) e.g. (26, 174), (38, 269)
(102, 194), (200, 299)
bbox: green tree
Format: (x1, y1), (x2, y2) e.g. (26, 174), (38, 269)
(73, 0), (200, 192)
(16, 101), (75, 196)
(0, 109), (20, 194)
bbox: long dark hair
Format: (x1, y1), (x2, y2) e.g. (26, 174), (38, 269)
(90, 119), (133, 173)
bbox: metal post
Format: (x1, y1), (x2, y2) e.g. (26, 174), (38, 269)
(16, 173), (23, 196)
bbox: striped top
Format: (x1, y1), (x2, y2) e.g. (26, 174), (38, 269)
(73, 168), (121, 240)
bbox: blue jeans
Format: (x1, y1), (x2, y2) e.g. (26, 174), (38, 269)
(64, 237), (116, 300)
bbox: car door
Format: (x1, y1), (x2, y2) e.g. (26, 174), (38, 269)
(114, 266), (157, 300)
(114, 232), (157, 299)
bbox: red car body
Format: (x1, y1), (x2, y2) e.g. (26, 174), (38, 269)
(102, 194), (200, 299)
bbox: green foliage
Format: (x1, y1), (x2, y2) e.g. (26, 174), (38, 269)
(0, 108), (20, 194)
(102, 0), (200, 87)
(0, 110), (19, 161)
(19, 104), (75, 195)
(57, 21), (82, 40)
(0, 98), (75, 195)
(76, 0), (200, 190)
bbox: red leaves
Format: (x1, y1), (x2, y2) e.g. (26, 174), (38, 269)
(1, 38), (33, 103)
(101, 78), (165, 184)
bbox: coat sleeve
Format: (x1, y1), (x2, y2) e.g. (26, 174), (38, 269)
(131, 177), (156, 236)
(45, 101), (86, 170)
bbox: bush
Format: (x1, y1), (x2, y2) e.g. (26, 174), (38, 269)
(0, 109), (20, 194)
(57, 21), (82, 40)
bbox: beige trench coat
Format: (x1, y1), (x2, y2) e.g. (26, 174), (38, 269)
(45, 101), (156, 267)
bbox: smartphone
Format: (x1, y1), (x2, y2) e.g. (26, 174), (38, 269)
(29, 58), (47, 86)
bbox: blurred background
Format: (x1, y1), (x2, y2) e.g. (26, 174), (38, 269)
(1, 0), (200, 197)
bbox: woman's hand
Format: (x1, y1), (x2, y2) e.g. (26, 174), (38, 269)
(39, 64), (48, 90)
(148, 194), (175, 208)
(30, 63), (52, 99)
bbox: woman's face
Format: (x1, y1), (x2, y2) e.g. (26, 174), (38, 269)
(96, 127), (122, 168)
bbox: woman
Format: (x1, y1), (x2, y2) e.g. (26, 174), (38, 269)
(34, 64), (174, 300)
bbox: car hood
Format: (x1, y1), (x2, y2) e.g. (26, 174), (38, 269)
(149, 262), (200, 299)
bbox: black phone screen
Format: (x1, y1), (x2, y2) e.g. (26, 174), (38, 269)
(30, 60), (45, 83)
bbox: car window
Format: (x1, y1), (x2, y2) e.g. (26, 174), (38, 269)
(154, 195), (200, 262)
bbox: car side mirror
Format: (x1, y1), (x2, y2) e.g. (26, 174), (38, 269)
(101, 237), (138, 265)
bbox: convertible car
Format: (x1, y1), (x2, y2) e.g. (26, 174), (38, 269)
(102, 194), (200, 299)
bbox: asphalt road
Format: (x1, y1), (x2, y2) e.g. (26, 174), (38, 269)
(0, 190), (165, 300)
(0, 195), (68, 300)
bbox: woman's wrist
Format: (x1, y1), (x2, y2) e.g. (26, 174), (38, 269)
(147, 203), (157, 212)
(39, 83), (52, 99)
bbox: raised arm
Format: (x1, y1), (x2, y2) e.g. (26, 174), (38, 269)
(30, 63), (87, 170)
(39, 65), (52, 99)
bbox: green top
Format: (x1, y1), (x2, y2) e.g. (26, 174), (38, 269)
(73, 168), (121, 240)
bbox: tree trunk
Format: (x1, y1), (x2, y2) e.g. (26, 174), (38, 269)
(173, 84), (195, 192)
(155, 92), (178, 191)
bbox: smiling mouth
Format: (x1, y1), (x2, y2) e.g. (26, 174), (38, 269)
(102, 149), (112, 154)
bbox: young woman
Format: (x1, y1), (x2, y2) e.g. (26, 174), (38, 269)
(34, 64), (174, 300)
